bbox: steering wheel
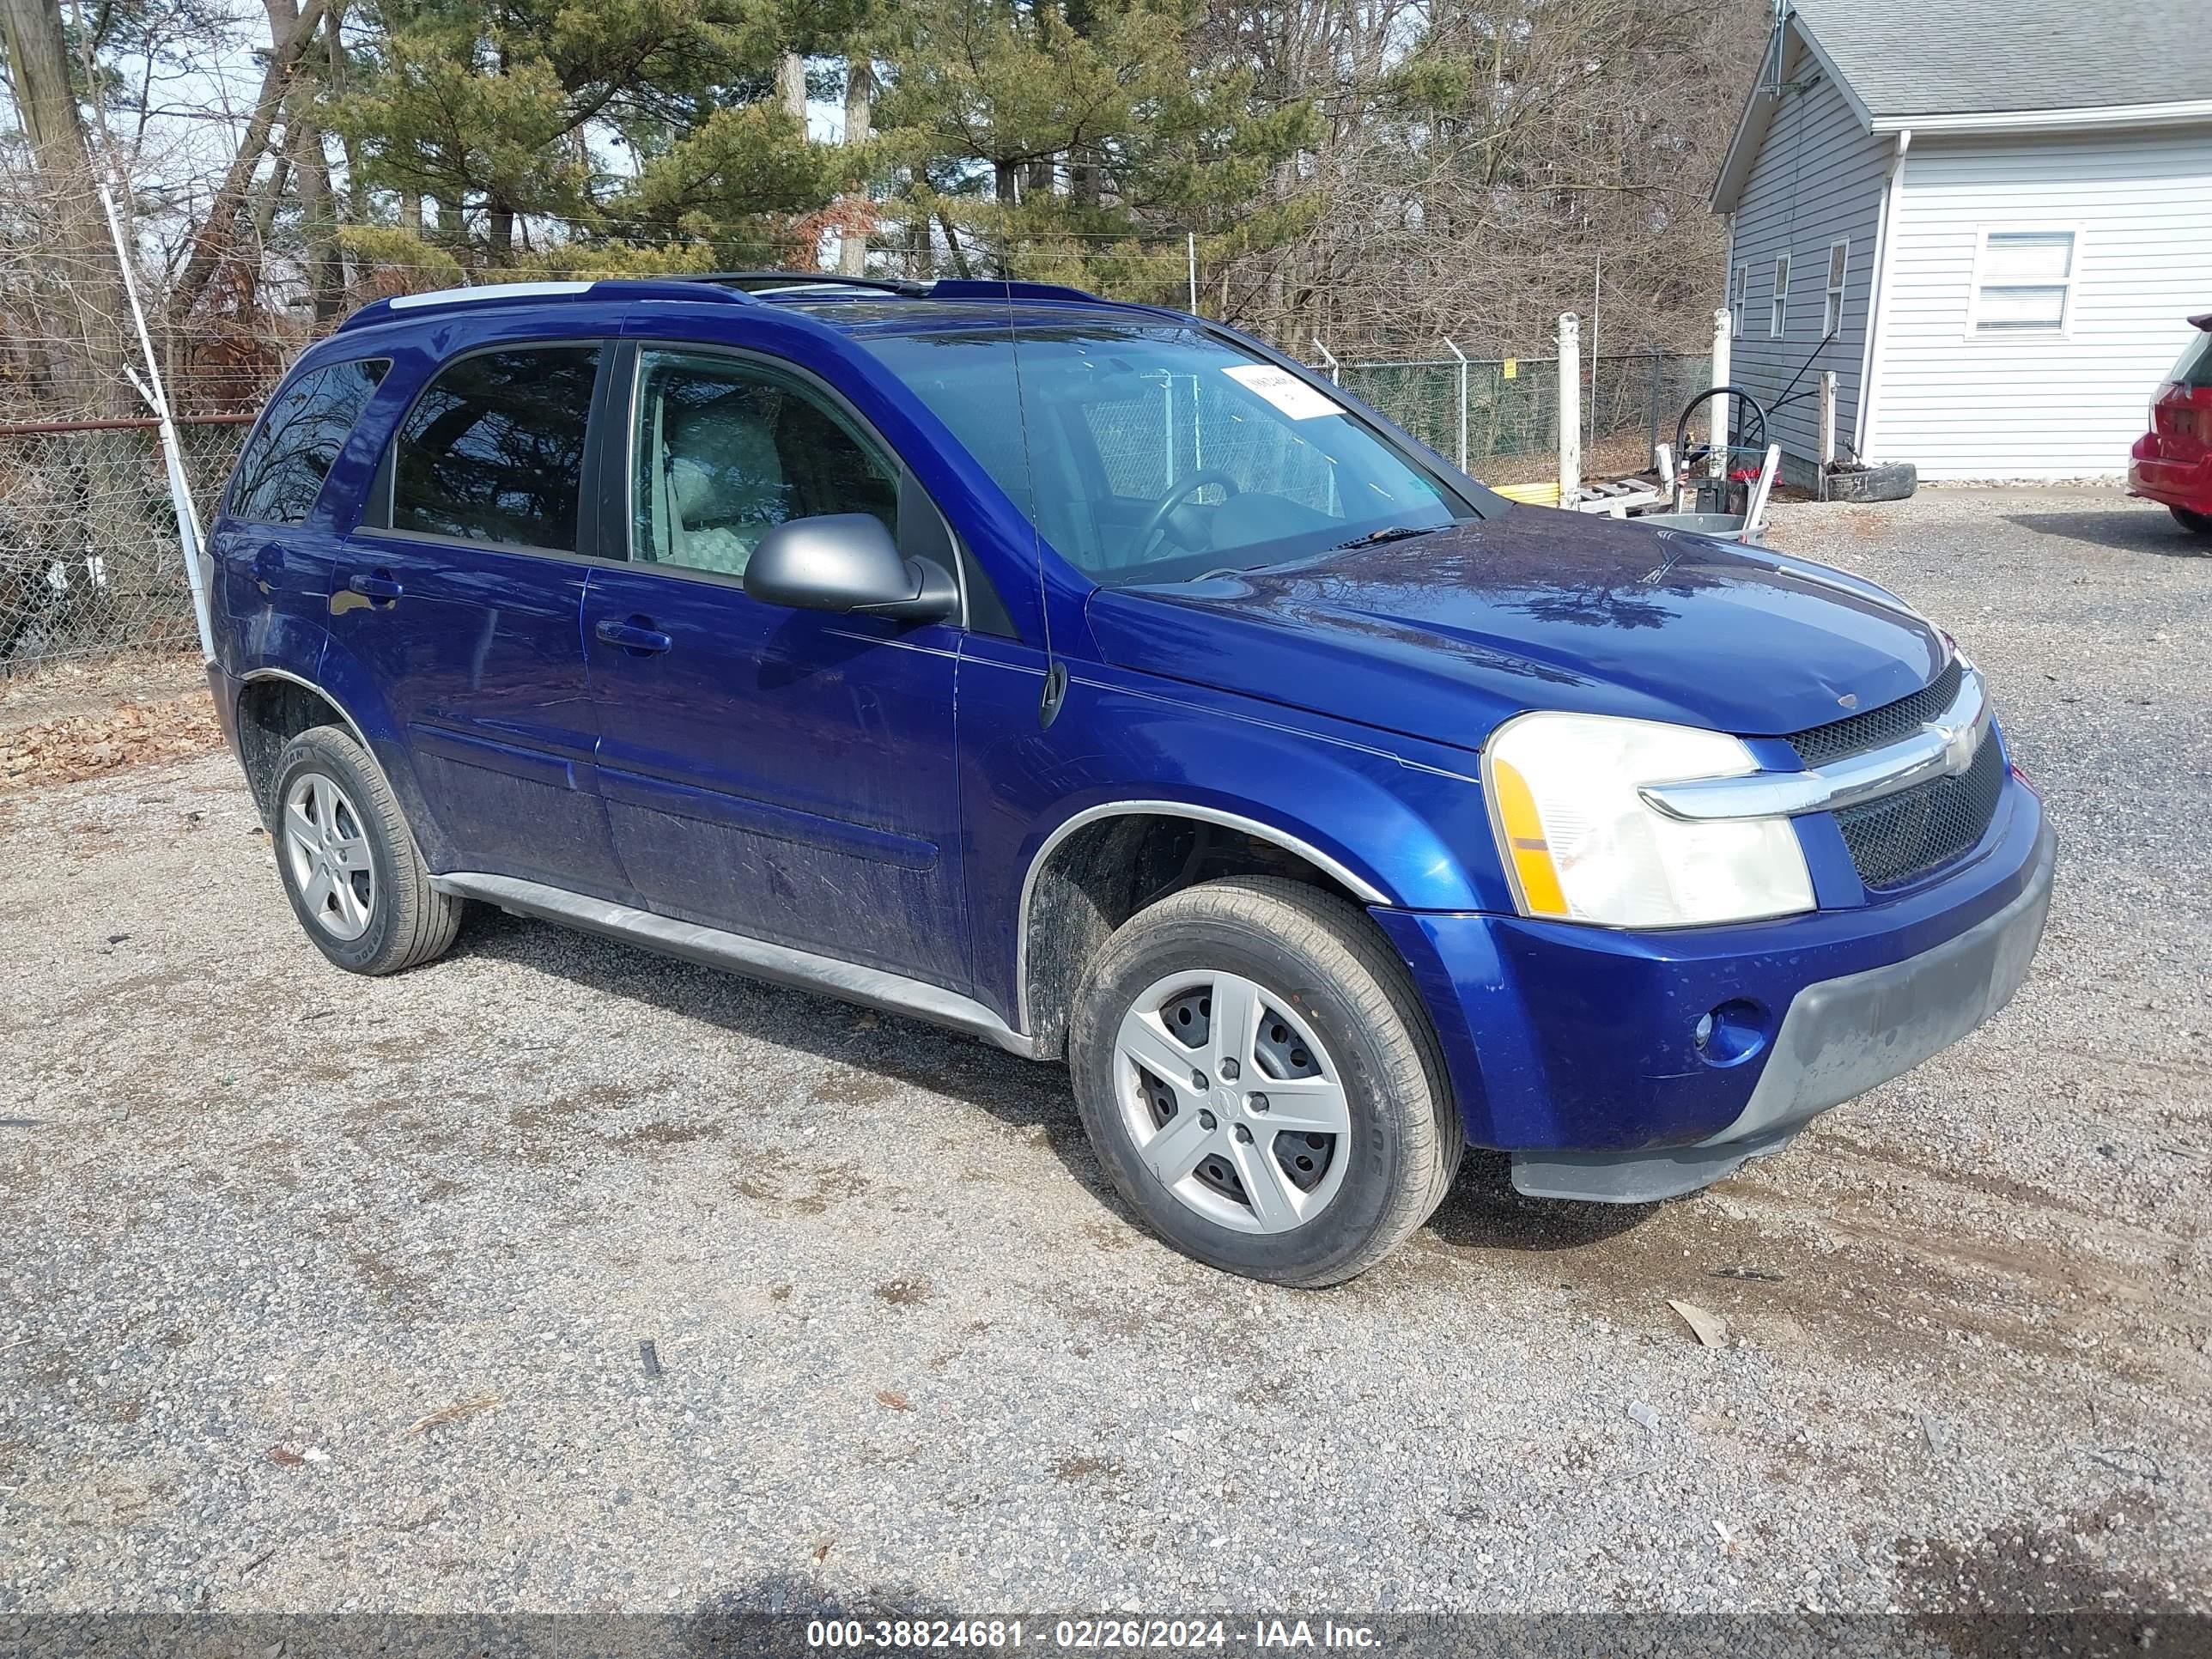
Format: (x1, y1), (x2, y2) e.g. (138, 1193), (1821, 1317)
(1129, 470), (1240, 562)
(1674, 386), (1771, 478)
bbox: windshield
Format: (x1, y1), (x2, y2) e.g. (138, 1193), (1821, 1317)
(858, 320), (1475, 584)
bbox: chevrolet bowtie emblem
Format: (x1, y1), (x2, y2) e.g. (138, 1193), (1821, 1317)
(1926, 712), (1983, 776)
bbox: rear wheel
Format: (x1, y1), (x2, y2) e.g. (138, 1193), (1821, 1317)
(1067, 876), (1461, 1287)
(270, 726), (462, 975)
(2171, 505), (2212, 537)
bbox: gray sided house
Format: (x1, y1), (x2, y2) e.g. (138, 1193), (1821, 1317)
(1711, 0), (2212, 483)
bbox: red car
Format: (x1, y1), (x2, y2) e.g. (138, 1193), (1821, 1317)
(2131, 312), (2212, 537)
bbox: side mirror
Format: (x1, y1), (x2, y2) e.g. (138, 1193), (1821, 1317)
(742, 513), (957, 623)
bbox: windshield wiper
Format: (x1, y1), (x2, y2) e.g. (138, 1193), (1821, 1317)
(1330, 524), (1443, 551)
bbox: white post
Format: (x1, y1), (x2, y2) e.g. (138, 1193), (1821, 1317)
(1187, 232), (1199, 315)
(1817, 369), (1838, 501)
(1312, 338), (1340, 383)
(1443, 337), (1469, 472)
(1708, 307), (1731, 483)
(1740, 441), (1783, 543)
(96, 172), (214, 665)
(1557, 312), (1581, 508)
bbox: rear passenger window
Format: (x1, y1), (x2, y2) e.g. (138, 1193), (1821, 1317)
(392, 346), (599, 550)
(228, 358), (388, 526)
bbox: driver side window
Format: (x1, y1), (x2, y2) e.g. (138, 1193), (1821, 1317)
(631, 349), (898, 577)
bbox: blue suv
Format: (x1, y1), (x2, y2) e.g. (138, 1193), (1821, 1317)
(205, 273), (2055, 1285)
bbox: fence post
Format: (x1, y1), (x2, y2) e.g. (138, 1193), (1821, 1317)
(1557, 313), (1581, 508)
(1443, 338), (1469, 472)
(1817, 370), (1838, 501)
(1646, 344), (1662, 468)
(1187, 232), (1199, 315)
(1709, 307), (1731, 482)
(1311, 338), (1340, 383)
(96, 172), (214, 665)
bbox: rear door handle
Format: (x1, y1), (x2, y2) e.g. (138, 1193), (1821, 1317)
(347, 569), (404, 603)
(595, 616), (672, 655)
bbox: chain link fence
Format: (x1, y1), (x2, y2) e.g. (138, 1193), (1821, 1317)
(1340, 349), (1711, 484)
(0, 416), (246, 669)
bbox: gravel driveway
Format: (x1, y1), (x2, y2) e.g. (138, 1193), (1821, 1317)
(2, 488), (2208, 1640)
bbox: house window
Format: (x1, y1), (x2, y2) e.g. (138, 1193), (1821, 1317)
(1770, 253), (1789, 338)
(1972, 228), (2077, 335)
(1823, 240), (1848, 337)
(1730, 263), (1749, 338)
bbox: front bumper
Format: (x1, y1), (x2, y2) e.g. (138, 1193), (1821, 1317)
(1370, 771), (2053, 1202)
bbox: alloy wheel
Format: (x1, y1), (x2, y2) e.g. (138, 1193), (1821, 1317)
(1113, 969), (1352, 1234)
(282, 770), (376, 942)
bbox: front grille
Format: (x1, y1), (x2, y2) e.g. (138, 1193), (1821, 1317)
(1832, 733), (2006, 889)
(1787, 658), (1963, 768)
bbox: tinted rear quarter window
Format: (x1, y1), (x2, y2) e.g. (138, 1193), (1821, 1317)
(392, 346), (600, 550)
(228, 358), (389, 526)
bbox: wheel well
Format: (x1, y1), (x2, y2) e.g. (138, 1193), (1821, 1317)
(235, 678), (351, 822)
(1021, 813), (1372, 1059)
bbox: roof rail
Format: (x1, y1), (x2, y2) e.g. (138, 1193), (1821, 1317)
(691, 271), (1105, 305)
(332, 276), (758, 334)
(928, 278), (1103, 304)
(696, 270), (932, 296)
(330, 270), (1113, 336)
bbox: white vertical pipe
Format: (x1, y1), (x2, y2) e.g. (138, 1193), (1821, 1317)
(1557, 312), (1581, 507)
(1187, 231), (1199, 314)
(1443, 337), (1469, 472)
(1708, 307), (1732, 482)
(1817, 369), (1838, 500)
(97, 171), (213, 665)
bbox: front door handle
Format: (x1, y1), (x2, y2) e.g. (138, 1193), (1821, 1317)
(595, 616), (672, 655)
(347, 569), (404, 604)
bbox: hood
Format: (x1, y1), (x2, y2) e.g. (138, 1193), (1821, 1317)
(1085, 506), (1946, 752)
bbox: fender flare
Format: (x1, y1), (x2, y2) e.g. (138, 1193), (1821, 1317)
(1012, 799), (1392, 1036)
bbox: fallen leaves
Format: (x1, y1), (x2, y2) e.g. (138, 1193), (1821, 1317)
(1668, 1299), (1729, 1350)
(0, 695), (222, 792)
(875, 1389), (913, 1412)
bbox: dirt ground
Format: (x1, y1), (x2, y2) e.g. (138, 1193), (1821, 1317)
(1, 487), (2208, 1643)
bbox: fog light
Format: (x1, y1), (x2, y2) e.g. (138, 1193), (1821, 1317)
(1694, 999), (1768, 1067)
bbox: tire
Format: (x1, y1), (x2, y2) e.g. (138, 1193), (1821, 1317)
(1067, 875), (1462, 1287)
(270, 725), (463, 975)
(2171, 506), (2212, 538)
(1824, 461), (1917, 504)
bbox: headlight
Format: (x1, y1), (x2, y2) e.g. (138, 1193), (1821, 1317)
(1483, 711), (1814, 927)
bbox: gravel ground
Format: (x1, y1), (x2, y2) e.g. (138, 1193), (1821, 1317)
(2, 487), (2208, 1638)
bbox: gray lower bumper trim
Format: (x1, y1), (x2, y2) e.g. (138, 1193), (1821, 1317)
(1511, 1126), (1802, 1205)
(1510, 818), (2056, 1206)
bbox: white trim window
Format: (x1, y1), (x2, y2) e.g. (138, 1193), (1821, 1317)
(1730, 262), (1749, 337)
(1770, 253), (1790, 338)
(1970, 228), (2078, 337)
(1823, 239), (1848, 337)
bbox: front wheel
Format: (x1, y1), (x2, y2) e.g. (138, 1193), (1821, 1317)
(1067, 876), (1462, 1286)
(2171, 505), (2212, 538)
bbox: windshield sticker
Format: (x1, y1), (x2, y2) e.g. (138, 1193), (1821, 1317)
(1224, 364), (1343, 420)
